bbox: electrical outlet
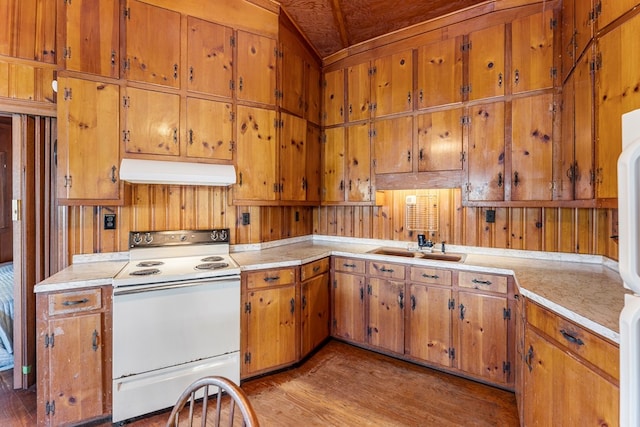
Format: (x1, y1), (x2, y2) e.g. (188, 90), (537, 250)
(485, 209), (496, 223)
(104, 213), (117, 230)
(242, 212), (250, 225)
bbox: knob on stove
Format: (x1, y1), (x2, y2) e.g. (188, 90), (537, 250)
(144, 232), (153, 244)
(132, 233), (142, 245)
(211, 230), (218, 241)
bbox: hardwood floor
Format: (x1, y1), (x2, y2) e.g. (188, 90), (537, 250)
(0, 340), (519, 426)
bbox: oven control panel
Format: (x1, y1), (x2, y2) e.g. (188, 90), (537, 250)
(129, 229), (230, 248)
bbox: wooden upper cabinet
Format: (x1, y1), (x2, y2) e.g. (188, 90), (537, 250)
(322, 126), (345, 203)
(417, 108), (464, 172)
(234, 106), (277, 201)
(573, 47), (595, 200)
(468, 24), (505, 101)
(185, 97), (233, 161)
(186, 17), (233, 98)
(596, 0), (638, 30)
(236, 31), (277, 106)
(305, 124), (322, 203)
(323, 68), (344, 126)
(562, 0), (594, 80)
(281, 46), (305, 117)
(124, 0), (180, 88)
(371, 49), (413, 117)
(347, 62), (371, 122)
(305, 62), (322, 125)
(346, 122), (371, 202)
(595, 11), (640, 199)
(123, 87), (180, 156)
(511, 93), (554, 201)
(57, 77), (120, 204)
(467, 101), (505, 202)
(511, 10), (555, 94)
(574, 0), (593, 58)
(60, 0), (119, 77)
(372, 116), (413, 175)
(0, 0), (55, 63)
(416, 37), (463, 109)
(279, 112), (307, 202)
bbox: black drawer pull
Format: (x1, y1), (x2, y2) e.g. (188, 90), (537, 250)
(525, 345), (534, 372)
(313, 266), (321, 273)
(62, 298), (89, 306)
(560, 329), (584, 346)
(343, 263), (356, 268)
(471, 278), (492, 286)
(263, 276), (280, 282)
(380, 267), (395, 273)
(92, 330), (99, 352)
(422, 273), (440, 279)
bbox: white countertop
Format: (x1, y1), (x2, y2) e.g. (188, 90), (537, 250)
(35, 236), (627, 343)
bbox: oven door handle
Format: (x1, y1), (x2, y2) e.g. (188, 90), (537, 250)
(113, 275), (240, 296)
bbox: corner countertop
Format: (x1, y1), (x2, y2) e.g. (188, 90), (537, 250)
(35, 237), (628, 344)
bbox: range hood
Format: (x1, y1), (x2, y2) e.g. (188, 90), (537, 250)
(119, 158), (236, 186)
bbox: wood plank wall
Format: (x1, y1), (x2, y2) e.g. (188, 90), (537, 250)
(66, 187), (619, 263)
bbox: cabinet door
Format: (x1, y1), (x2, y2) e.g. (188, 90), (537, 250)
(573, 47), (595, 200)
(305, 61), (322, 125)
(457, 291), (510, 385)
(524, 327), (619, 426)
(346, 122), (371, 202)
(372, 49), (413, 117)
(417, 37), (463, 109)
(235, 106), (277, 201)
(301, 272), (330, 357)
(597, 0), (638, 30)
(305, 124), (322, 203)
(280, 113), (307, 202)
(48, 313), (103, 425)
(57, 77), (120, 202)
(467, 102), (505, 201)
(406, 284), (452, 367)
(417, 108), (464, 172)
(574, 0), (593, 58)
(372, 116), (413, 175)
(511, 10), (554, 94)
(558, 67), (576, 201)
(185, 98), (233, 161)
(595, 12), (640, 199)
(561, 0), (577, 81)
(347, 62), (370, 122)
(468, 24), (505, 101)
(323, 69), (345, 126)
(124, 87), (180, 156)
(281, 46), (304, 116)
(237, 31), (277, 105)
(125, 0), (180, 88)
(511, 93), (554, 201)
(322, 127), (345, 203)
(62, 0), (119, 78)
(245, 286), (296, 375)
(368, 278), (404, 354)
(332, 272), (365, 343)
(186, 17), (233, 98)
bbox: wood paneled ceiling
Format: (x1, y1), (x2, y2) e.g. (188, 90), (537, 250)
(276, 0), (491, 58)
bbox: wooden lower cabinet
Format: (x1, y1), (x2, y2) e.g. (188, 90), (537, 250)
(367, 277), (404, 354)
(521, 301), (619, 426)
(332, 257), (366, 343)
(242, 267), (297, 378)
(300, 258), (330, 358)
(36, 287), (111, 426)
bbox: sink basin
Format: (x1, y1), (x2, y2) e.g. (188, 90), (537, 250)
(368, 247), (464, 262)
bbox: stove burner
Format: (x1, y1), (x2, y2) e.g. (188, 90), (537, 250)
(200, 256), (224, 262)
(195, 262), (229, 271)
(130, 268), (161, 276)
(136, 261), (164, 267)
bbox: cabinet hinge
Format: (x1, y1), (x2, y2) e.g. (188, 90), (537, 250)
(367, 326), (372, 336)
(63, 46), (71, 59)
(503, 307), (511, 320)
(123, 58), (130, 72)
(368, 129), (377, 138)
(322, 133), (327, 143)
(503, 361), (511, 375)
(448, 298), (455, 310)
(590, 53), (602, 72)
(63, 176), (72, 189)
(460, 41), (472, 52)
(449, 348), (455, 359)
(63, 87), (72, 101)
(229, 111), (235, 122)
(549, 18), (558, 29)
(594, 1), (602, 20)
(122, 96), (130, 108)
(44, 333), (55, 348)
(460, 151), (466, 163)
(460, 85), (472, 95)
(368, 66), (377, 76)
(45, 400), (55, 415)
(244, 352), (251, 364)
(333, 279), (337, 288)
(229, 141), (235, 152)
(230, 35), (235, 47)
(229, 79), (235, 91)
(244, 302), (251, 314)
(550, 67), (557, 80)
(464, 182), (471, 193)
(275, 89), (283, 99)
(122, 130), (130, 143)
(123, 7), (130, 19)
(460, 115), (471, 126)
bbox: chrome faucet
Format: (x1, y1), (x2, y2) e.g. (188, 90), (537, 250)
(417, 234), (434, 252)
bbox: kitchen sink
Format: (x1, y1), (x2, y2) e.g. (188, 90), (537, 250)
(368, 247), (465, 262)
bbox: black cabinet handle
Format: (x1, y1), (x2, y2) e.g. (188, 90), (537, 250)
(92, 330), (99, 352)
(411, 295), (416, 311)
(525, 345), (534, 372)
(290, 298), (295, 314)
(422, 273), (440, 279)
(380, 267), (394, 273)
(472, 278), (492, 286)
(560, 329), (584, 346)
(459, 304), (466, 320)
(62, 298), (89, 306)
(263, 276), (280, 283)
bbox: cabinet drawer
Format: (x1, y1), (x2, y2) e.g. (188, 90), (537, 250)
(301, 257), (329, 281)
(246, 267), (296, 289)
(48, 288), (102, 316)
(368, 262), (406, 280)
(409, 267), (452, 286)
(526, 301), (619, 380)
(459, 271), (507, 294)
(334, 257), (366, 274)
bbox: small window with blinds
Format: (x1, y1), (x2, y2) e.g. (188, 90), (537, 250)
(406, 194), (439, 232)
